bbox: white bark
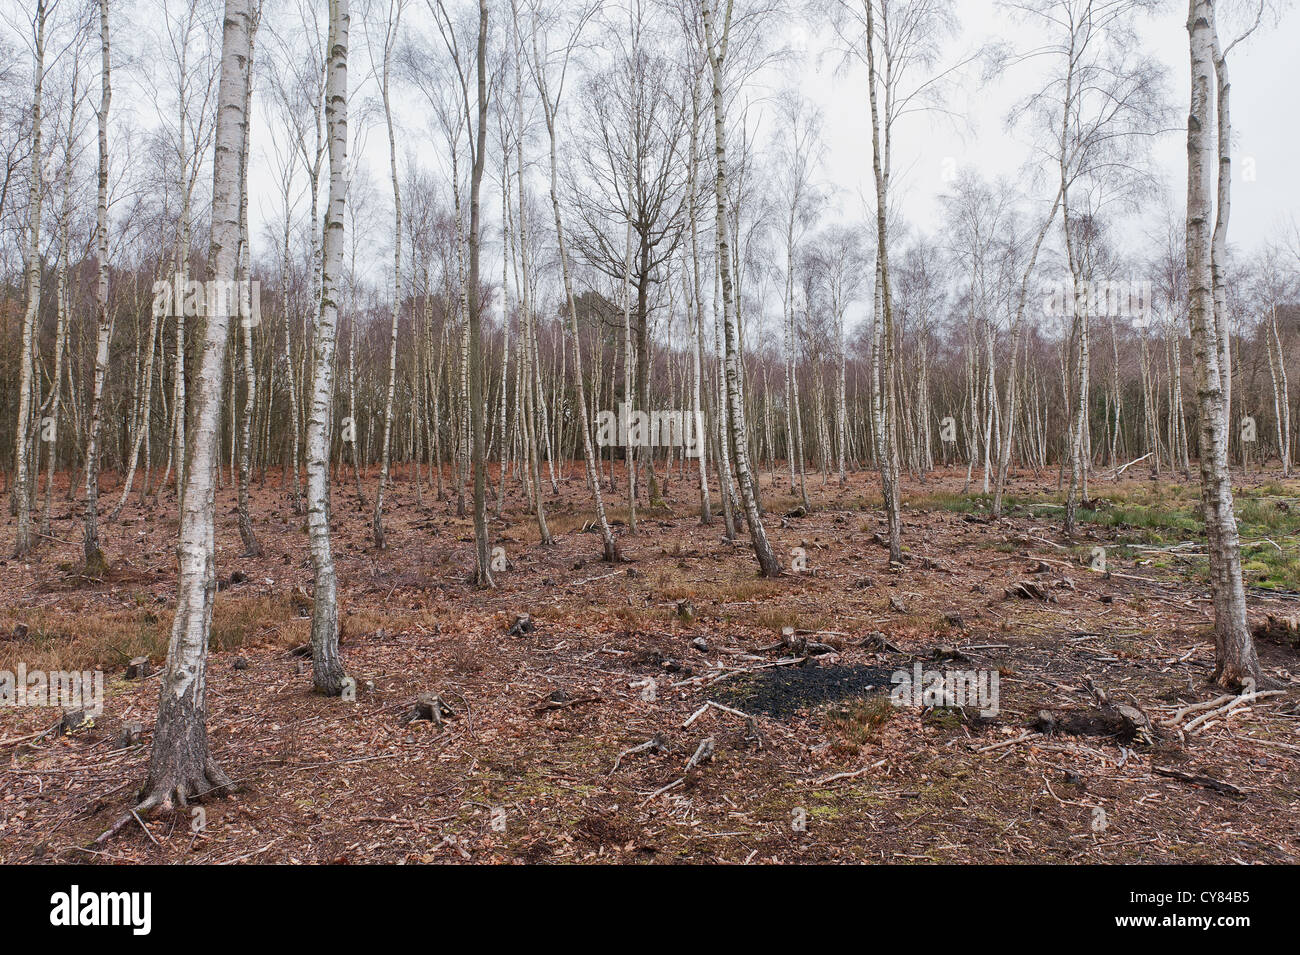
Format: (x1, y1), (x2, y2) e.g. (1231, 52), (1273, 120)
(702, 0), (779, 577)
(622, 215), (637, 532)
(83, 0), (115, 570)
(1267, 307), (1290, 476)
(372, 0), (406, 549)
(307, 0), (350, 693)
(992, 186), (1061, 517)
(13, 0), (48, 557)
(235, 2), (261, 557)
(141, 0), (252, 809)
(864, 0), (902, 564)
(1185, 0), (1258, 688)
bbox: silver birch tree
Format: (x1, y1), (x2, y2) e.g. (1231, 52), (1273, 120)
(82, 0), (113, 571)
(137, 0), (252, 810)
(702, 0), (780, 577)
(306, 0), (350, 691)
(1185, 0), (1259, 688)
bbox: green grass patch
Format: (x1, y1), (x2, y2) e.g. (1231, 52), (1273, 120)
(908, 479), (1300, 590)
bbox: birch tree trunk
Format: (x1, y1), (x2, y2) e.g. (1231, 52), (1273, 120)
(1210, 28), (1234, 433)
(466, 0), (493, 588)
(110, 291), (161, 519)
(703, 0), (780, 577)
(495, 151), (511, 517)
(169, 155), (190, 497)
(235, 2), (262, 558)
(622, 216), (637, 532)
(508, 34), (552, 542)
(689, 242), (711, 523)
(372, 0), (405, 549)
(83, 0), (115, 573)
(837, 304), (847, 487)
(348, 295), (366, 501)
(1185, 0), (1259, 689)
(139, 0), (252, 810)
(684, 72), (711, 527)
(790, 305), (809, 507)
(280, 224), (303, 514)
(307, 0), (350, 693)
(1268, 307), (1290, 477)
(864, 0), (902, 564)
(713, 263), (737, 539)
(497, 160), (512, 519)
(44, 75), (78, 539)
(1062, 218), (1090, 536)
(12, 0), (47, 558)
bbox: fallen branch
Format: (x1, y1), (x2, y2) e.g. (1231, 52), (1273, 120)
(1240, 735), (1300, 755)
(609, 732), (668, 776)
(0, 729), (49, 749)
(809, 759), (887, 786)
(1153, 766), (1245, 797)
(681, 699), (753, 729)
(975, 731), (1038, 753)
(682, 703), (711, 729)
(1113, 452), (1153, 479)
(1180, 690), (1285, 734)
(637, 777), (685, 808)
(531, 694), (601, 713)
(1156, 693), (1235, 727)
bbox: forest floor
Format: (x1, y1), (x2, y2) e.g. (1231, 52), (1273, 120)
(1, 462), (1298, 864)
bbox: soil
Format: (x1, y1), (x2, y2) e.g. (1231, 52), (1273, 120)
(1, 464), (1297, 864)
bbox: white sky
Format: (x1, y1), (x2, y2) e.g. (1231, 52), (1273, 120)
(794, 0), (1300, 254)
(233, 0), (1300, 313)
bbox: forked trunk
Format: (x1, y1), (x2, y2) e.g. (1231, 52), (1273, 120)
(1185, 0), (1259, 689)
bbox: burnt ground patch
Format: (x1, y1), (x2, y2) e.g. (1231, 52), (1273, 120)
(713, 663), (897, 718)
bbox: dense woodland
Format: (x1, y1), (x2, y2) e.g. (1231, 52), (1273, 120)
(0, 0), (1296, 844)
(4, 0), (1298, 530)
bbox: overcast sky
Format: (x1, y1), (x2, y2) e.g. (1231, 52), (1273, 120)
(234, 0), (1300, 310)
(794, 0), (1299, 255)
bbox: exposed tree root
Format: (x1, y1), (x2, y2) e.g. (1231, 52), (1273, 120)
(95, 759), (234, 846)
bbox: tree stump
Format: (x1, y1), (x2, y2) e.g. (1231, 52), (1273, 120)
(405, 692), (456, 726)
(114, 720), (144, 748)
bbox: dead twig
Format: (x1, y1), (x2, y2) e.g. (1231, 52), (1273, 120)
(1153, 766), (1245, 797)
(637, 777), (685, 808)
(609, 732), (668, 776)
